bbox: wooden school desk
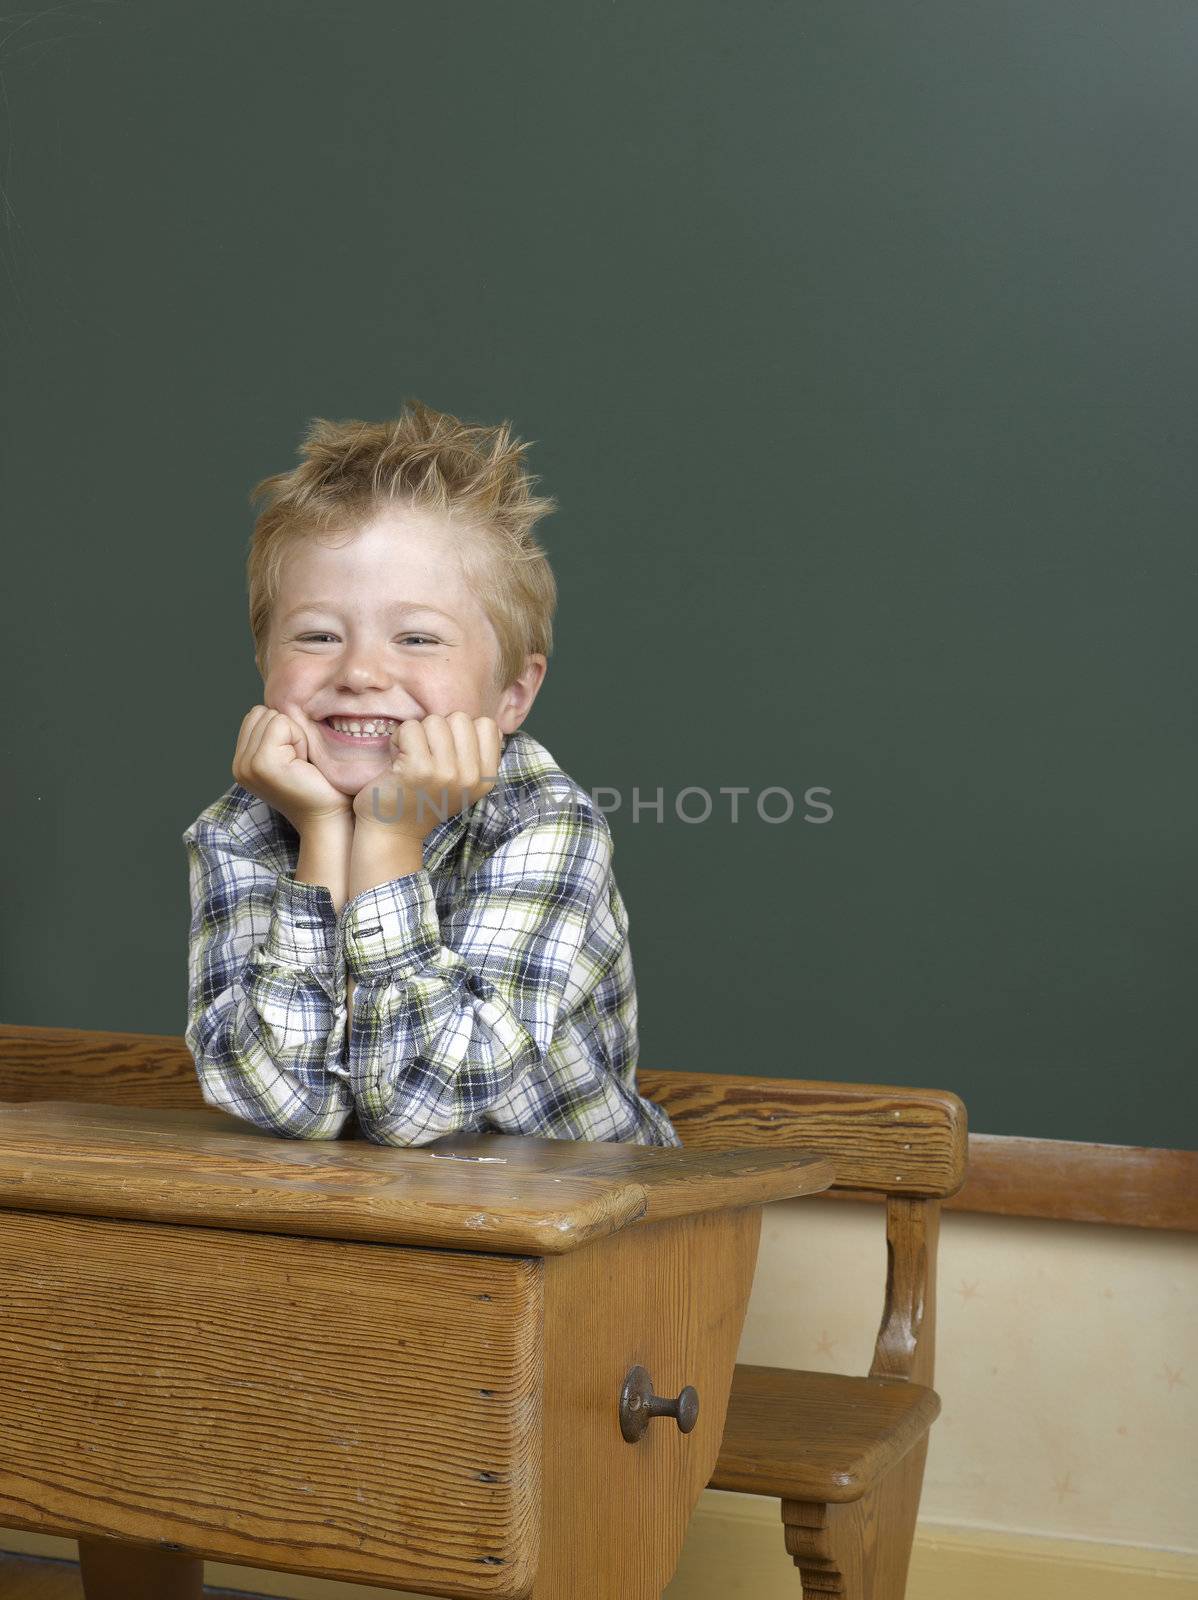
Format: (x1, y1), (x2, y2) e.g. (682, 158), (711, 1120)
(0, 1101), (835, 1599)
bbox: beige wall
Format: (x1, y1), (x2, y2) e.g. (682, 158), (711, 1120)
(744, 1197), (1198, 1551)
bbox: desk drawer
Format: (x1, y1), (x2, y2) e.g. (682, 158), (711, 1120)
(0, 1209), (541, 1596)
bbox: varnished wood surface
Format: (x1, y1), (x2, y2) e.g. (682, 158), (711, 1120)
(870, 1198), (939, 1385)
(0, 1024), (963, 1598)
(0, 1100), (833, 1255)
(76, 1539), (204, 1600)
(28, 1023), (1195, 1230)
(0, 1175), (769, 1598)
(534, 1207), (761, 1599)
(0, 1207), (543, 1594)
(709, 1365), (940, 1504)
(636, 1069), (968, 1198)
(0, 1026), (211, 1110)
(812, 1131), (1198, 1231)
(946, 1131), (1198, 1231)
(765, 1194), (942, 1596)
(10, 1024), (1195, 1232)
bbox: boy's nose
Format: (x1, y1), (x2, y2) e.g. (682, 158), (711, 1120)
(337, 654), (393, 689)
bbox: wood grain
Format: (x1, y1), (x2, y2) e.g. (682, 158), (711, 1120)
(637, 1070), (968, 1198)
(945, 1132), (1198, 1231)
(0, 1208), (542, 1596)
(710, 1366), (940, 1503)
(0, 1028), (965, 1199)
(0, 1101), (833, 1254)
(812, 1133), (1198, 1231)
(782, 1496), (870, 1598)
(0, 1027), (210, 1110)
(871, 1198), (939, 1385)
(533, 1206), (762, 1600)
(716, 1197), (942, 1594)
(10, 1024), (1189, 1226)
(858, 1198), (940, 1600)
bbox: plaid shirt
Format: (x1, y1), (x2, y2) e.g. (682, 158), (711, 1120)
(182, 728), (680, 1148)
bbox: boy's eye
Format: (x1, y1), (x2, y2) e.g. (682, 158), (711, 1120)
(297, 634), (437, 646)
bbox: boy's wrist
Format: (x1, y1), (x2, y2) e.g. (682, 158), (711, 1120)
(347, 816), (426, 902)
(295, 810), (354, 915)
(298, 808), (355, 839)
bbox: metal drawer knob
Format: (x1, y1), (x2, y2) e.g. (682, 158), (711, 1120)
(619, 1364), (700, 1443)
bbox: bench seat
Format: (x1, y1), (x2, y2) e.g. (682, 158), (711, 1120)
(710, 1365), (941, 1503)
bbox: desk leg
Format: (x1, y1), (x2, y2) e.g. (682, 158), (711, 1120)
(78, 1537), (204, 1600)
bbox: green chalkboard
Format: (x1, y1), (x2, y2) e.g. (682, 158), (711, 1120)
(2, 1), (1194, 1148)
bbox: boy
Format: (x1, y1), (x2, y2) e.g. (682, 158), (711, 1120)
(182, 400), (680, 1148)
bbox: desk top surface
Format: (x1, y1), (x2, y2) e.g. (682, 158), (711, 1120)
(0, 1101), (835, 1254)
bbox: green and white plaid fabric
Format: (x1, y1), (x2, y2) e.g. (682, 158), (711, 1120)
(182, 729), (681, 1148)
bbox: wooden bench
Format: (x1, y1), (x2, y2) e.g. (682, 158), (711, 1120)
(0, 1026), (967, 1600)
(638, 1068), (967, 1599)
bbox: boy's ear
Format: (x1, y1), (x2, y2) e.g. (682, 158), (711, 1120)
(498, 653), (548, 732)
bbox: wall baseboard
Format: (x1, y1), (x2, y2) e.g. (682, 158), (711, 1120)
(908, 1524), (1198, 1600)
(4, 1497), (1197, 1599)
(668, 1496), (1198, 1600)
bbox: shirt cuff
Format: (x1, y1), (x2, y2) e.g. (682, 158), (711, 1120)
(340, 870), (442, 981)
(264, 874), (339, 973)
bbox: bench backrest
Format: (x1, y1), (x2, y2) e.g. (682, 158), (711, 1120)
(638, 1068), (965, 1388)
(636, 1069), (966, 1198)
(0, 1025), (966, 1386)
(0, 1024), (207, 1109)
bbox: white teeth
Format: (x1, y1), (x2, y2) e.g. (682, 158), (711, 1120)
(329, 718), (398, 737)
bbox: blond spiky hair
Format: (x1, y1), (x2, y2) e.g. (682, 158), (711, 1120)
(247, 398), (559, 690)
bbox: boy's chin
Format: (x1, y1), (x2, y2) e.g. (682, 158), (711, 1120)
(316, 756), (392, 798)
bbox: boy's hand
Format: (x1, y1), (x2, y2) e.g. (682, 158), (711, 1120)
(352, 712), (503, 841)
(233, 705), (353, 832)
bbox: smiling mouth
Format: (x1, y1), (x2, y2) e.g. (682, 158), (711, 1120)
(320, 721), (396, 748)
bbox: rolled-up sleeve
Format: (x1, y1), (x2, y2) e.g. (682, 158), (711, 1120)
(183, 819), (354, 1139)
(341, 803), (668, 1146)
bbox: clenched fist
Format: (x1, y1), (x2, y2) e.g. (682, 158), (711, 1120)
(233, 705), (353, 832)
(352, 712), (503, 842)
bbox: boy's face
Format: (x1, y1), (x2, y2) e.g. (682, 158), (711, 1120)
(261, 505), (545, 798)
